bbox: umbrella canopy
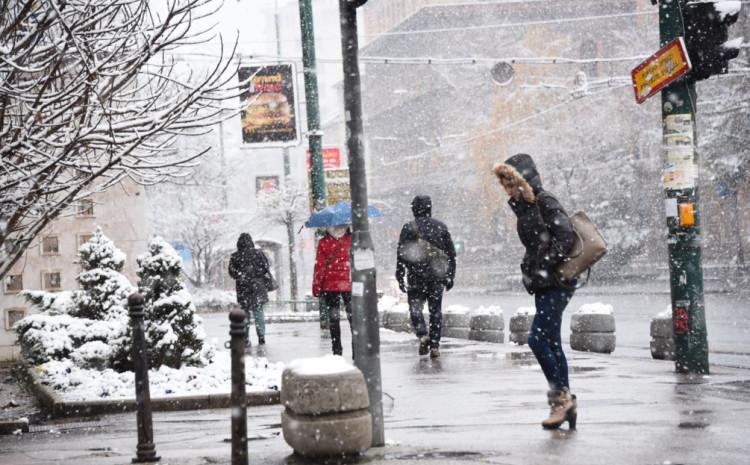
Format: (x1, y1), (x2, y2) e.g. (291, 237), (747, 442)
(304, 201), (382, 228)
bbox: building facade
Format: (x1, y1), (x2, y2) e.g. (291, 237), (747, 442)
(0, 181), (149, 361)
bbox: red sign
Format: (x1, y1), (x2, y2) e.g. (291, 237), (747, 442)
(674, 303), (690, 336)
(307, 148), (341, 170)
(631, 37), (692, 104)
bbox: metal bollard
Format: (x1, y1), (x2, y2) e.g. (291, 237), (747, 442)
(128, 293), (160, 463)
(229, 310), (248, 465)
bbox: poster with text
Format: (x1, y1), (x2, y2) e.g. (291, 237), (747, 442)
(239, 64), (298, 146)
(256, 176), (280, 195)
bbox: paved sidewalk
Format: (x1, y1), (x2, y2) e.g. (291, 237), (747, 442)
(1, 320), (748, 465)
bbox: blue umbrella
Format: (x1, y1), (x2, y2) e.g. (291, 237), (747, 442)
(304, 201), (382, 228)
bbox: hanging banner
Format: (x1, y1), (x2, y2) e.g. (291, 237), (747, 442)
(238, 64), (299, 146)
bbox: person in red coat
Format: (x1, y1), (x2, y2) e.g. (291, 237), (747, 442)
(312, 225), (353, 356)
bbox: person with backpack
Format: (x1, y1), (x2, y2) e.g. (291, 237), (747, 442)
(228, 233), (272, 346)
(396, 195), (456, 359)
(312, 225), (354, 356)
(493, 153), (578, 430)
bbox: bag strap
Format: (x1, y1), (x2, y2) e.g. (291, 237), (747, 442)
(535, 192), (583, 259)
(410, 221), (446, 256)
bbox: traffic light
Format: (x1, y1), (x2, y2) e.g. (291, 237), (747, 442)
(682, 1), (742, 81)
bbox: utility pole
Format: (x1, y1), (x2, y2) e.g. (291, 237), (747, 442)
(658, 0), (709, 374)
(338, 0), (384, 447)
(296, 0), (327, 212)
(275, 0), (298, 301)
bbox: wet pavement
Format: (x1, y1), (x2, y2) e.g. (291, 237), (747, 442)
(2, 289), (749, 464)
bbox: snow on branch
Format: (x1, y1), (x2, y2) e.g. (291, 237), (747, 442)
(0, 0), (242, 279)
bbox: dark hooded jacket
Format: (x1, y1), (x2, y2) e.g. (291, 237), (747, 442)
(494, 154), (576, 294)
(396, 195), (456, 290)
(228, 233), (270, 307)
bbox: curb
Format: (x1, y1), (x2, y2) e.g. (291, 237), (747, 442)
(24, 367), (279, 420)
(0, 419), (29, 435)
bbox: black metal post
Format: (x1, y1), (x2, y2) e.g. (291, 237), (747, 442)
(229, 310), (248, 465)
(128, 293), (160, 464)
(338, 0), (384, 447)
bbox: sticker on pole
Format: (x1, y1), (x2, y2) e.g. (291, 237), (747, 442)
(631, 37), (692, 104)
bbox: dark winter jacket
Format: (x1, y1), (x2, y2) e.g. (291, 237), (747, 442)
(228, 233), (270, 307)
(312, 232), (352, 297)
(396, 195), (457, 290)
(494, 153), (576, 295)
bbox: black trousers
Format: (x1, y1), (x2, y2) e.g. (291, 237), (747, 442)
(321, 292), (353, 356)
(407, 281), (444, 348)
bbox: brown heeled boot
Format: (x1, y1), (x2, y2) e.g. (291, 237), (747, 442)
(542, 388), (577, 430)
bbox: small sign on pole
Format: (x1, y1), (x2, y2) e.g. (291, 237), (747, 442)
(631, 37), (692, 104)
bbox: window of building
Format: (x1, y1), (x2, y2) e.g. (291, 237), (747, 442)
(42, 271), (62, 291)
(78, 234), (93, 248)
(76, 199), (95, 217)
(4, 308), (26, 330)
(4, 274), (23, 294)
(41, 235), (60, 255)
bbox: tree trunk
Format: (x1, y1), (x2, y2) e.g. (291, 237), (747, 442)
(285, 212), (298, 302)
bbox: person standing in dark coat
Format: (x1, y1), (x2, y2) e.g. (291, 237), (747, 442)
(396, 195), (456, 359)
(493, 153), (578, 430)
(228, 233), (270, 346)
(312, 225), (353, 356)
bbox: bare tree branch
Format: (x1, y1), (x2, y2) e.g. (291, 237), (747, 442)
(0, 0), (242, 278)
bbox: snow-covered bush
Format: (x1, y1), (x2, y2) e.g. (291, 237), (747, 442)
(15, 229), (133, 371)
(73, 230), (131, 321)
(137, 237), (211, 369)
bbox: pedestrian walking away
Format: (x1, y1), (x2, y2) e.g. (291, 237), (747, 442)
(228, 233), (272, 347)
(312, 225), (354, 357)
(494, 153), (579, 430)
(396, 195), (456, 359)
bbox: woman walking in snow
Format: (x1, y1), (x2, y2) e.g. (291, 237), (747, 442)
(312, 225), (353, 357)
(228, 233), (270, 346)
(493, 153), (578, 430)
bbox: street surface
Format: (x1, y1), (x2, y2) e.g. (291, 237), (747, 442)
(1, 288), (749, 465)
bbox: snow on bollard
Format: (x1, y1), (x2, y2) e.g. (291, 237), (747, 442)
(442, 305), (472, 339)
(650, 306), (675, 360)
(468, 306), (505, 343)
(385, 303), (412, 333)
(281, 356), (372, 457)
(569, 303), (616, 354)
(509, 307), (535, 345)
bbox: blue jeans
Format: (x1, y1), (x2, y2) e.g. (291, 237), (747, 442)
(528, 287), (575, 391)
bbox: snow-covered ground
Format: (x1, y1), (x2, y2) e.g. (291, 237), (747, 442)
(35, 350), (283, 401)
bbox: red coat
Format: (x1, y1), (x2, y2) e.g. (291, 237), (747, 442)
(312, 233), (352, 296)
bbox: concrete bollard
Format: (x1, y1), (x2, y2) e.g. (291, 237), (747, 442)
(281, 356), (372, 457)
(509, 307), (535, 345)
(570, 303), (616, 354)
(442, 305), (471, 339)
(468, 306), (504, 343)
(229, 310), (248, 465)
(387, 307), (412, 333)
(128, 293), (160, 464)
(650, 306), (675, 360)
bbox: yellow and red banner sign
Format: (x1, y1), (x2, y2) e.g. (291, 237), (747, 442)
(631, 38), (691, 104)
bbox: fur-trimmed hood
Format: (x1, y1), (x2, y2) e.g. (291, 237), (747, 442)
(493, 153), (542, 203)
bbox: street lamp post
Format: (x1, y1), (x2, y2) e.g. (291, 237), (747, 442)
(338, 0), (384, 447)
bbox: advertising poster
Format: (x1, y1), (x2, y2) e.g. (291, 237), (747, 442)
(256, 176), (280, 195)
(306, 147), (342, 170)
(662, 114), (696, 190)
(238, 64), (298, 146)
